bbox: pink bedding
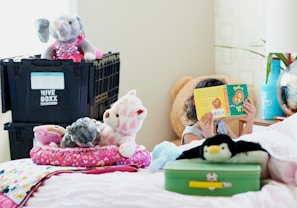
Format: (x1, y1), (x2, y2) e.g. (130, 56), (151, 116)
(1, 113), (297, 208)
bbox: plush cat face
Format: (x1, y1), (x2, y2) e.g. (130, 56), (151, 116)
(103, 90), (148, 136)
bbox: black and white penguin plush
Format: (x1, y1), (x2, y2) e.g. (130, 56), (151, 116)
(177, 134), (266, 161)
(176, 134), (270, 178)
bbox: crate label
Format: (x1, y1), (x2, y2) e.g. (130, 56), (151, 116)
(40, 89), (58, 106)
(31, 72), (65, 90)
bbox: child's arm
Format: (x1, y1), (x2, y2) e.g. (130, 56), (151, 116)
(199, 112), (216, 138)
(183, 133), (204, 144)
(240, 97), (256, 135)
(183, 113), (215, 144)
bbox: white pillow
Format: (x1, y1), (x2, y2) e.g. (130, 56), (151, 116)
(238, 117), (297, 185)
(267, 113), (297, 141)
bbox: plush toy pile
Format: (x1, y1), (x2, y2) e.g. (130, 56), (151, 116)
(35, 14), (103, 62)
(31, 89), (151, 168)
(33, 117), (105, 148)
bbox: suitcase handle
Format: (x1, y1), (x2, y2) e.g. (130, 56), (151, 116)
(189, 181), (232, 190)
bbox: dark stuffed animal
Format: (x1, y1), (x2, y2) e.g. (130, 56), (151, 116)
(60, 117), (104, 148)
(176, 134), (268, 163)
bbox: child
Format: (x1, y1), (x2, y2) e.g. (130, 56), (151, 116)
(181, 78), (256, 145)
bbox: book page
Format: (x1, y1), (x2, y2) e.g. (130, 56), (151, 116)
(226, 84), (248, 116)
(194, 85), (229, 120)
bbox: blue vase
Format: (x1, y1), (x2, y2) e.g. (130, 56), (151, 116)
(260, 58), (285, 120)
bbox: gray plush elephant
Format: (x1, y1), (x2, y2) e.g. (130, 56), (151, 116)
(35, 14), (103, 62)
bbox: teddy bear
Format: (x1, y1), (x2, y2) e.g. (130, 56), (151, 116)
(170, 75), (256, 145)
(60, 117), (105, 148)
(35, 14), (103, 62)
(100, 89), (148, 158)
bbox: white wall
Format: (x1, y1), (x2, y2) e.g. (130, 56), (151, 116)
(214, 0), (267, 116)
(74, 0), (215, 151)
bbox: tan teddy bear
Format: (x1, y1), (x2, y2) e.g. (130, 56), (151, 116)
(169, 74), (256, 145)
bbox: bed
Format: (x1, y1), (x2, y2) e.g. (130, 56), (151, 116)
(1, 113), (297, 208)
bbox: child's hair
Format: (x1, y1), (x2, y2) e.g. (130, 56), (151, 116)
(183, 78), (227, 123)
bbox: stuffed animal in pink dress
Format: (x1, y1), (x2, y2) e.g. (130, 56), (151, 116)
(35, 15), (103, 62)
(100, 89), (148, 158)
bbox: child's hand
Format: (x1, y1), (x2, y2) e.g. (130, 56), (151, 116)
(199, 112), (215, 138)
(243, 97), (256, 122)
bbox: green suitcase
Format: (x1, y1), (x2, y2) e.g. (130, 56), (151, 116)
(164, 159), (261, 196)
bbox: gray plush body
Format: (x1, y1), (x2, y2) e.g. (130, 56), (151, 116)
(60, 117), (104, 148)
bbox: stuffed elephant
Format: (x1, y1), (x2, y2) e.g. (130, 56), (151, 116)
(35, 14), (103, 62)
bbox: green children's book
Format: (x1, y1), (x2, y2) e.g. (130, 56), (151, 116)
(193, 84), (248, 120)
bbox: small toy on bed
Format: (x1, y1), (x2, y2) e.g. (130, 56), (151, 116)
(35, 14), (103, 62)
(60, 117), (104, 148)
(177, 134), (267, 162)
(151, 134), (269, 178)
(33, 124), (66, 145)
(100, 89), (148, 158)
(150, 141), (183, 172)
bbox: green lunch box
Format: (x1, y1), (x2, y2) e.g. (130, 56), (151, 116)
(164, 159), (261, 196)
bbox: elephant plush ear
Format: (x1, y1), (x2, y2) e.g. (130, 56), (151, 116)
(76, 16), (85, 35)
(35, 18), (50, 43)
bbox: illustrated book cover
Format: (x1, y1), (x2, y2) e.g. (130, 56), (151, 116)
(193, 84), (248, 120)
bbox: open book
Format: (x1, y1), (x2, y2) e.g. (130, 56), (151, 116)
(193, 84), (248, 120)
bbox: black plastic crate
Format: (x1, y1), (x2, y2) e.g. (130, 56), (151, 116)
(1, 52), (120, 123)
(4, 122), (35, 160)
(4, 122), (69, 160)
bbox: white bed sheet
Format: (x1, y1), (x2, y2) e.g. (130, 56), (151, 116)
(24, 168), (297, 208)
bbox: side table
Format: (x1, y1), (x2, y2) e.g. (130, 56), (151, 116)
(238, 118), (279, 134)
